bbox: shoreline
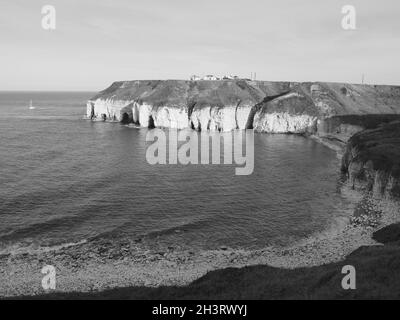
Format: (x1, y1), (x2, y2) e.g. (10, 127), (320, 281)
(3, 190), (399, 299)
(1, 133), (399, 298)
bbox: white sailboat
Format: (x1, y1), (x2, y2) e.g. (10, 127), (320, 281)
(29, 100), (36, 110)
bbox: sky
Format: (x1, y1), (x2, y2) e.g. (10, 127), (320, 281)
(1, 0), (400, 91)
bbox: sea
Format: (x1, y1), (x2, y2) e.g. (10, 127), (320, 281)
(0, 91), (349, 255)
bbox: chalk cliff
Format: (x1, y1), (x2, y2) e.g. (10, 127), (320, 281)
(88, 80), (287, 131)
(88, 80), (400, 134)
(253, 82), (400, 134)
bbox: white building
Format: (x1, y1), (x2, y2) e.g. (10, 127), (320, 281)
(202, 75), (218, 80)
(190, 74), (240, 81)
(222, 75), (239, 80)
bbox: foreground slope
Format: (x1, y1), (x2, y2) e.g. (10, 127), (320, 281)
(17, 223), (400, 299)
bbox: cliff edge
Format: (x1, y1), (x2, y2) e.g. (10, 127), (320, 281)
(342, 121), (400, 199)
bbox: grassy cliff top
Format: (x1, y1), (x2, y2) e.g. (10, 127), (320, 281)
(255, 82), (400, 117)
(91, 80), (400, 116)
(90, 80), (291, 108)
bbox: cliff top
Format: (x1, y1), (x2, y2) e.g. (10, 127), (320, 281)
(91, 80), (400, 117)
(90, 80), (291, 108)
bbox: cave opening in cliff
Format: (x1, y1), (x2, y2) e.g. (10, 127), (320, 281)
(246, 108), (256, 129)
(89, 103), (95, 119)
(190, 120), (201, 131)
(121, 112), (130, 124)
(148, 115), (155, 129)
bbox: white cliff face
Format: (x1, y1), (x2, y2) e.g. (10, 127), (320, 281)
(190, 106), (211, 131)
(210, 106), (237, 132)
(87, 101), (94, 119)
(252, 90), (319, 134)
(89, 99), (190, 129)
(152, 106), (189, 129)
(253, 112), (318, 134)
(88, 97), (318, 134)
(136, 103), (189, 129)
(137, 103), (153, 127)
(132, 102), (140, 123)
(87, 98), (134, 121)
(190, 105), (238, 132)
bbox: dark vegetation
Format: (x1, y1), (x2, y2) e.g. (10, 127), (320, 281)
(373, 224), (400, 244)
(344, 121), (400, 178)
(327, 114), (400, 131)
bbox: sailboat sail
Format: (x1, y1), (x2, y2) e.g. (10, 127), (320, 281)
(29, 100), (35, 110)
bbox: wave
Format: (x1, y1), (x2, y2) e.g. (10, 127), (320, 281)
(140, 218), (211, 240)
(0, 239), (87, 256)
(125, 123), (142, 129)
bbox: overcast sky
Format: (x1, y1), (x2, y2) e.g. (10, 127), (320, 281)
(1, 0), (400, 91)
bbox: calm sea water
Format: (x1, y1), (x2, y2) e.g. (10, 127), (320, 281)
(0, 92), (347, 254)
